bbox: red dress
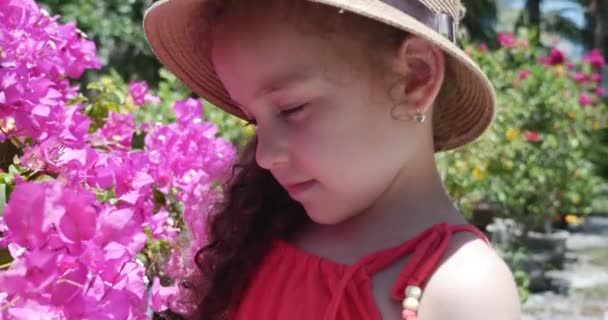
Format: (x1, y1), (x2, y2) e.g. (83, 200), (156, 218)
(231, 222), (491, 320)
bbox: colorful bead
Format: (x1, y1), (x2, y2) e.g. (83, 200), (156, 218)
(402, 297), (419, 311)
(405, 285), (422, 299)
(402, 308), (417, 320)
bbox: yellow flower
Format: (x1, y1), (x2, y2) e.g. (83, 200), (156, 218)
(502, 160), (513, 170)
(505, 128), (520, 141)
(472, 164), (486, 181)
(553, 65), (566, 77)
(565, 214), (583, 227)
(592, 121), (601, 130)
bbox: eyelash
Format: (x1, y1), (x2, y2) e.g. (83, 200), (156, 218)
(279, 104), (306, 119)
(242, 104), (307, 126)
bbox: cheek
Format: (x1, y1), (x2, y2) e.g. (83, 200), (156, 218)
(293, 115), (403, 195)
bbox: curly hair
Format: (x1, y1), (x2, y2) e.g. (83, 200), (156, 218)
(167, 1), (410, 319)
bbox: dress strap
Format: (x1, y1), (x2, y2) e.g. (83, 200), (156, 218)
(390, 223), (490, 300)
(322, 222), (490, 320)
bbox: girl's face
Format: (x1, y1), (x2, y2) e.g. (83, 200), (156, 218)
(211, 11), (440, 225)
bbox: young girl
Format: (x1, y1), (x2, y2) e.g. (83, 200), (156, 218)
(143, 0), (522, 319)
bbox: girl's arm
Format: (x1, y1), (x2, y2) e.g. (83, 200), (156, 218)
(417, 236), (522, 320)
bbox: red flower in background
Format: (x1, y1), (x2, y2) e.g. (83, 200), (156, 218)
(523, 130), (541, 142)
(582, 49), (605, 69)
(579, 93), (594, 107)
(539, 48), (566, 65)
(572, 73), (587, 84)
(498, 32), (517, 48)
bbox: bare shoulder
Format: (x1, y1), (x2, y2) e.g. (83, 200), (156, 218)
(418, 230), (522, 320)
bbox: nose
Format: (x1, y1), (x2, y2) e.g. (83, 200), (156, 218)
(255, 124), (289, 170)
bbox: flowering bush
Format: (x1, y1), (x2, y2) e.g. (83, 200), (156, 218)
(438, 32), (606, 234)
(0, 1), (243, 318)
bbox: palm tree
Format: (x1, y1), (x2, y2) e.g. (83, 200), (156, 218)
(461, 0), (499, 45)
(514, 0), (588, 47)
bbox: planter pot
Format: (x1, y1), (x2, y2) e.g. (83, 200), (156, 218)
(486, 217), (521, 246)
(472, 200), (498, 231)
(523, 230), (568, 252)
(522, 230), (569, 270)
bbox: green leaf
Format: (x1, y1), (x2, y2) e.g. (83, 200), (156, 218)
(0, 183), (5, 216)
(65, 95), (88, 106)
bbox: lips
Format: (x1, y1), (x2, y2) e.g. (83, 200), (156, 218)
(284, 179), (315, 196)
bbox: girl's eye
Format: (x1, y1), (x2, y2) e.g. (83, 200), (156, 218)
(279, 104), (307, 119)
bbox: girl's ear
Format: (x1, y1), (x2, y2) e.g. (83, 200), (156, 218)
(392, 35), (445, 116)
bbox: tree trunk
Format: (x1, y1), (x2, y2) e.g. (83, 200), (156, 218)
(583, 1), (596, 51)
(595, 0), (608, 56)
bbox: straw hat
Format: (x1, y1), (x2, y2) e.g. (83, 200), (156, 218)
(143, 0), (496, 153)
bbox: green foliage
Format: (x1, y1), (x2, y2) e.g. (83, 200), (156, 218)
(460, 0), (498, 46)
(494, 242), (532, 303)
(439, 33), (606, 233)
(153, 68), (255, 150)
(37, 0), (160, 83)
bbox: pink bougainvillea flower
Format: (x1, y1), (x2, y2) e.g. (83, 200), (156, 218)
(498, 32), (517, 48)
(0, 0), (100, 145)
(128, 81), (149, 106)
(2, 182), (53, 248)
(50, 262), (88, 307)
(0, 248), (59, 298)
(518, 70), (530, 80)
(3, 181), (98, 250)
(591, 73), (602, 83)
(55, 189), (98, 250)
(579, 93), (594, 107)
(0, 0), (238, 318)
(595, 87), (606, 97)
(93, 111), (136, 150)
(582, 49), (605, 69)
(523, 130), (541, 142)
(173, 98), (203, 124)
(128, 80), (160, 106)
(151, 276), (179, 312)
(478, 43), (489, 52)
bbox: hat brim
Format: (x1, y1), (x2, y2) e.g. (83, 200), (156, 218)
(143, 0), (496, 153)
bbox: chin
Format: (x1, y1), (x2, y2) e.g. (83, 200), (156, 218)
(304, 206), (353, 225)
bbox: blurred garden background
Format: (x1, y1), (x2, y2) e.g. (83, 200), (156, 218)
(1, 0), (607, 319)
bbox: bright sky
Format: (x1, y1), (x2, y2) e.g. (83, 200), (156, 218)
(497, 0), (587, 57)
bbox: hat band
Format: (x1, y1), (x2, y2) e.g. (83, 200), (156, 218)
(383, 0), (457, 43)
